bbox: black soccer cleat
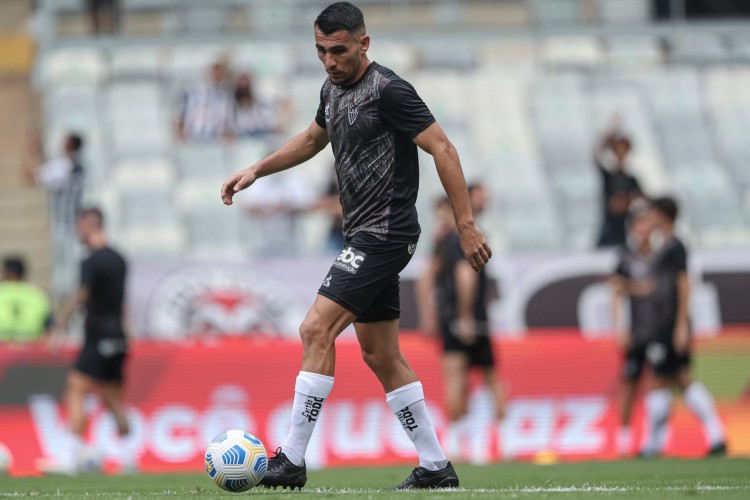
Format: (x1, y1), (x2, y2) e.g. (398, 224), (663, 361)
(707, 442), (727, 457)
(259, 448), (307, 491)
(390, 461), (459, 490)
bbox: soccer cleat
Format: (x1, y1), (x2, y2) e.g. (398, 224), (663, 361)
(258, 448), (307, 491)
(707, 442), (727, 457)
(390, 462), (459, 490)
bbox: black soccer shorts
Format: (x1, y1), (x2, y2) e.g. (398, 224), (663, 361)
(317, 233), (417, 323)
(440, 320), (495, 368)
(74, 337), (128, 382)
(623, 335), (691, 381)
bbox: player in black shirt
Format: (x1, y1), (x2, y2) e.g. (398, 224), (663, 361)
(417, 189), (504, 462)
(611, 203), (655, 455)
(612, 198), (726, 457)
(594, 119), (642, 248)
(50, 208), (133, 473)
(221, 2), (489, 490)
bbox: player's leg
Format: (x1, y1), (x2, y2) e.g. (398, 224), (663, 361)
(439, 351), (469, 461)
(355, 318), (458, 489)
(65, 369), (98, 471)
(100, 379), (139, 472)
(640, 374), (673, 457)
(676, 366), (726, 454)
(262, 294), (356, 489)
(618, 347), (643, 455)
(480, 366), (505, 421)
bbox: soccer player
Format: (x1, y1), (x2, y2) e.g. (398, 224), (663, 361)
(594, 118), (642, 248)
(417, 188), (504, 462)
(614, 198), (726, 457)
(221, 2), (491, 490)
(49, 208), (134, 473)
(610, 204), (655, 455)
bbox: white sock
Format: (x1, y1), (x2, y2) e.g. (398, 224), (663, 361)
(281, 371), (334, 466)
(642, 388), (672, 456)
(386, 382), (448, 471)
(684, 381), (725, 447)
(617, 426), (632, 456)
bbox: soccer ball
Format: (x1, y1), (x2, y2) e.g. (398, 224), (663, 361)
(205, 430), (267, 492)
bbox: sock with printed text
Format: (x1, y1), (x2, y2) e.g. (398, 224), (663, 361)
(386, 381), (448, 471)
(281, 371), (334, 466)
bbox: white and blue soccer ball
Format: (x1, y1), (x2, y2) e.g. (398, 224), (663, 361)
(205, 430), (267, 492)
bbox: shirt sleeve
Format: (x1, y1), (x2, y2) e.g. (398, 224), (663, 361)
(379, 79), (435, 139)
(36, 158), (73, 190)
(315, 85), (327, 129)
(670, 241), (688, 273)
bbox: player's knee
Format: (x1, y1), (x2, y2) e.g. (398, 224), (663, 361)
(299, 319), (334, 352)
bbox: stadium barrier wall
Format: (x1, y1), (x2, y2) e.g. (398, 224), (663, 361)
(126, 251), (750, 339)
(0, 334), (748, 476)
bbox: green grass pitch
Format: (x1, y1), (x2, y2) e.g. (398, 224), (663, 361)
(1, 459), (748, 499)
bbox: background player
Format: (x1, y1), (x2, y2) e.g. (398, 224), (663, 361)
(610, 203), (655, 455)
(594, 117), (642, 248)
(49, 208), (135, 473)
(639, 197), (726, 456)
(417, 188), (504, 462)
(221, 1), (490, 490)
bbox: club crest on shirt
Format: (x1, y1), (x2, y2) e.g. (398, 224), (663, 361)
(347, 104), (358, 125)
(324, 103), (331, 121)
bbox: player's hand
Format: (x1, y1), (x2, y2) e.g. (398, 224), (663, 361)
(616, 328), (631, 350)
(457, 222), (492, 272)
(455, 317), (477, 344)
(46, 329), (65, 355)
(673, 323), (690, 354)
(221, 168), (257, 205)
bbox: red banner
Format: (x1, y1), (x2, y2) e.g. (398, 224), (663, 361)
(0, 334), (748, 476)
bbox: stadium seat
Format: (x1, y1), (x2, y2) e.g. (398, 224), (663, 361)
(40, 48), (107, 86)
(109, 46), (164, 80)
(669, 33), (730, 65)
(539, 37), (606, 69)
(606, 36), (664, 68)
(104, 82), (171, 155)
(364, 42), (419, 75)
(231, 43), (294, 77)
(176, 144), (229, 178)
(599, 0), (649, 24)
(530, 0), (582, 25)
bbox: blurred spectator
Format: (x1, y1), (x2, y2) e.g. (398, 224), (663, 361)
(233, 72), (291, 138)
(594, 117), (643, 248)
(416, 189), (504, 462)
(176, 60), (234, 142)
(87, 0), (120, 35)
(0, 256), (52, 342)
(314, 174), (345, 252)
(238, 169), (316, 256)
(23, 131), (85, 244)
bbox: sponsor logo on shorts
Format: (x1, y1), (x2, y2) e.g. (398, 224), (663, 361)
(333, 247), (366, 275)
(322, 275), (332, 288)
(396, 406), (419, 432)
(646, 343), (667, 366)
(407, 243), (417, 255)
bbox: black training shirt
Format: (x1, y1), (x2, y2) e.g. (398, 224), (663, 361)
(315, 62), (435, 242)
(434, 232), (489, 324)
(80, 247), (127, 337)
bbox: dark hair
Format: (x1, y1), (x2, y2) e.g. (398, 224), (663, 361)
(3, 256), (25, 279)
(651, 196), (679, 222)
(68, 133), (84, 152)
(78, 206), (105, 228)
(315, 2), (365, 35)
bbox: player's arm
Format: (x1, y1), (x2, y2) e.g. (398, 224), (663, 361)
(454, 260), (479, 343)
(609, 275), (630, 349)
(48, 286), (89, 352)
(221, 120), (329, 205)
(415, 256), (440, 337)
(674, 270), (691, 353)
(413, 123), (491, 272)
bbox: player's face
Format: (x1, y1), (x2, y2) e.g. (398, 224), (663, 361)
(314, 27), (370, 86)
(76, 215), (94, 245)
(629, 215), (652, 247)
